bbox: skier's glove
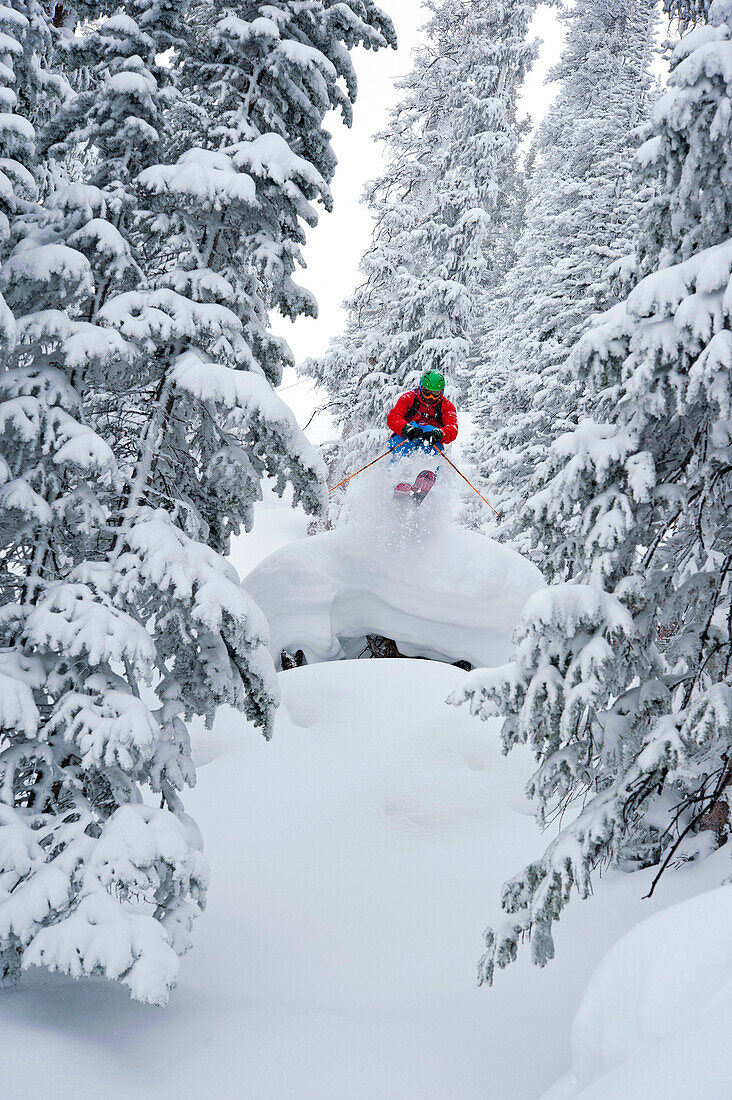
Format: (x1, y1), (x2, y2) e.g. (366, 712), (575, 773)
(402, 423), (421, 441)
(425, 428), (443, 447)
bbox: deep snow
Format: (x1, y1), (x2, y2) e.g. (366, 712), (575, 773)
(2, 658), (724, 1100)
(4, 430), (728, 1098)
(243, 458), (543, 669)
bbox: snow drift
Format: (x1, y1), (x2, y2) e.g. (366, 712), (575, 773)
(243, 461), (543, 668)
(542, 872), (732, 1100)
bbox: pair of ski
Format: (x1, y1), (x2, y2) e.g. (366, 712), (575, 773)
(393, 468), (437, 506)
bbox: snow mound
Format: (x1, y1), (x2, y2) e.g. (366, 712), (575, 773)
(243, 473), (543, 668)
(542, 876), (732, 1100)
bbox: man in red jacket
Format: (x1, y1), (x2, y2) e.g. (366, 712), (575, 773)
(386, 370), (458, 502)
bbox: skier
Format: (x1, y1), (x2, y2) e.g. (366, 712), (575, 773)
(386, 371), (459, 503)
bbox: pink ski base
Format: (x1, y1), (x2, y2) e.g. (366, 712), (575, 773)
(393, 470), (437, 503)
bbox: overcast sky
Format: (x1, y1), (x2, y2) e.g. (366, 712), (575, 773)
(273, 1), (565, 382)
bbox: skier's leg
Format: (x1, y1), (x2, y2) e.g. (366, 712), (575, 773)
(391, 435), (418, 499)
(389, 434), (414, 462)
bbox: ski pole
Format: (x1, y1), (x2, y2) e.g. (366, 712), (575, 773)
(433, 446), (501, 518)
(328, 439), (410, 494)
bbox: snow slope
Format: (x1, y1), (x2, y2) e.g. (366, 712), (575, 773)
(243, 463), (543, 668)
(1, 658), (721, 1100)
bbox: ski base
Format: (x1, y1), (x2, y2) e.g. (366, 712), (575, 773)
(393, 470), (437, 505)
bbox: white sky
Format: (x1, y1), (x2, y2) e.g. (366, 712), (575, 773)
(273, 2), (565, 378)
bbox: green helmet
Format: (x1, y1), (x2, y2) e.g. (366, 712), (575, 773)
(419, 370), (445, 395)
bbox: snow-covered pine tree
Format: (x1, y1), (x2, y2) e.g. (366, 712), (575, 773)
(168, 0), (396, 388)
(452, 0), (732, 983)
(306, 0), (539, 504)
(0, 0), (217, 1004)
(0, 0), (394, 1003)
(97, 0), (394, 739)
(105, 0), (395, 580)
(109, 0), (397, 551)
(468, 0), (658, 553)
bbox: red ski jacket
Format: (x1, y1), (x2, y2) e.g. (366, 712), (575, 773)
(387, 389), (459, 445)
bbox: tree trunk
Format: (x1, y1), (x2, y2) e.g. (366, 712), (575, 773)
(0, 942), (21, 990)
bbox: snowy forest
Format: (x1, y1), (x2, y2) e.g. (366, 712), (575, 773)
(1, 0), (731, 1095)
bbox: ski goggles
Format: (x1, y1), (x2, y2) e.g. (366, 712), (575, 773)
(420, 385), (443, 404)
